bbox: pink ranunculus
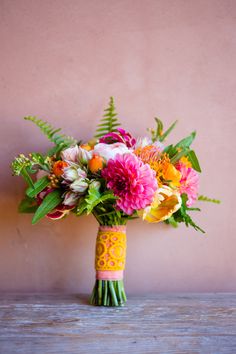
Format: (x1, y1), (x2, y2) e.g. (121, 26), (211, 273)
(93, 142), (131, 161)
(99, 128), (136, 148)
(176, 162), (199, 206)
(102, 153), (158, 215)
(61, 145), (79, 162)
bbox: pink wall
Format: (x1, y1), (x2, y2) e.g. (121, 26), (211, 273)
(0, 0), (235, 294)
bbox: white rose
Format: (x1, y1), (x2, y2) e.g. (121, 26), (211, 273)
(93, 143), (131, 161)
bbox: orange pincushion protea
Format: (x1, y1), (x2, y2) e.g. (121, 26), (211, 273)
(134, 145), (181, 187)
(53, 160), (68, 177)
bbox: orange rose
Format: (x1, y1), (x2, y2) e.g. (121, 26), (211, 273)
(53, 160), (68, 177)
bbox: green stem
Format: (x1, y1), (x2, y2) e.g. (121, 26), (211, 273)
(90, 279), (126, 307)
(98, 280), (102, 306)
(103, 280), (108, 306)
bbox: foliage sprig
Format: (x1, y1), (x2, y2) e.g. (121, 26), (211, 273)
(166, 194), (205, 233)
(94, 97), (121, 138)
(24, 116), (77, 153)
(198, 195), (221, 204)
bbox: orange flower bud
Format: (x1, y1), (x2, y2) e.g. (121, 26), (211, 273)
(80, 144), (92, 151)
(88, 154), (104, 173)
(53, 160), (68, 177)
(87, 138), (97, 148)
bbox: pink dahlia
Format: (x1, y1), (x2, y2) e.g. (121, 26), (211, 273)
(102, 153), (157, 215)
(99, 128), (136, 148)
(176, 162), (199, 206)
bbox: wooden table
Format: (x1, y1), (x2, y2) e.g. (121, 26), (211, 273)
(0, 293), (235, 353)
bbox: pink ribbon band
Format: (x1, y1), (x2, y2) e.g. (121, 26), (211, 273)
(99, 225), (126, 233)
(96, 270), (124, 280)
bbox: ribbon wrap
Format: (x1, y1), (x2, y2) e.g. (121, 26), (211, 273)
(95, 225), (127, 280)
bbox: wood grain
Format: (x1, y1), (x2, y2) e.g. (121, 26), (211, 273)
(0, 293), (235, 353)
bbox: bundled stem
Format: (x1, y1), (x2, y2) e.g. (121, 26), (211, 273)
(90, 224), (127, 307)
(90, 280), (127, 306)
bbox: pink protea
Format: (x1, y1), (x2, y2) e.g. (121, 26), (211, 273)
(102, 153), (158, 215)
(99, 128), (136, 148)
(176, 162), (199, 206)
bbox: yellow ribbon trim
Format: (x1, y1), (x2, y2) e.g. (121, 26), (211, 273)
(95, 229), (127, 271)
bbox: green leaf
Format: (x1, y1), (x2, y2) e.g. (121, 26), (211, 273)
(76, 197), (88, 216)
(175, 131), (196, 149)
(149, 118), (178, 143)
(26, 176), (50, 198)
(85, 187), (101, 204)
(32, 190), (62, 224)
(21, 168), (34, 188)
(159, 120), (178, 142)
(170, 148), (188, 164)
(198, 195), (221, 204)
(163, 144), (175, 155)
(187, 150), (202, 172)
(87, 193), (116, 214)
(47, 144), (63, 156)
(165, 216), (178, 228)
(155, 118), (163, 138)
(18, 197), (38, 213)
(29, 152), (50, 171)
(94, 97), (121, 138)
(171, 194), (205, 233)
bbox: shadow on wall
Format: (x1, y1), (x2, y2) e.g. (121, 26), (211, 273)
(0, 186), (173, 294)
(0, 191), (98, 293)
(0, 180), (232, 294)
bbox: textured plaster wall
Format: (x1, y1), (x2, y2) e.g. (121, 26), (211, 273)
(0, 0), (236, 294)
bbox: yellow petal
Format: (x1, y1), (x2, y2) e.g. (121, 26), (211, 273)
(142, 186), (181, 223)
(180, 156), (192, 168)
(164, 164), (182, 187)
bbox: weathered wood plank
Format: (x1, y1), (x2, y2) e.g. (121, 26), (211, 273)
(0, 294), (235, 353)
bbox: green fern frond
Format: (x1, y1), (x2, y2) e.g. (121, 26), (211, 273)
(94, 97), (121, 138)
(24, 116), (77, 148)
(11, 154), (34, 187)
(198, 195), (221, 204)
(11, 154), (31, 176)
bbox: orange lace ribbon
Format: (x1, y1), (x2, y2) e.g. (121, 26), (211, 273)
(95, 226), (127, 272)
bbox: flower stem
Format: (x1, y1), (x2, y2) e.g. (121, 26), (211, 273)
(90, 280), (126, 307)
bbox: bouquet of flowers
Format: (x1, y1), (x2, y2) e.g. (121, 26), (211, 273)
(11, 97), (219, 306)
